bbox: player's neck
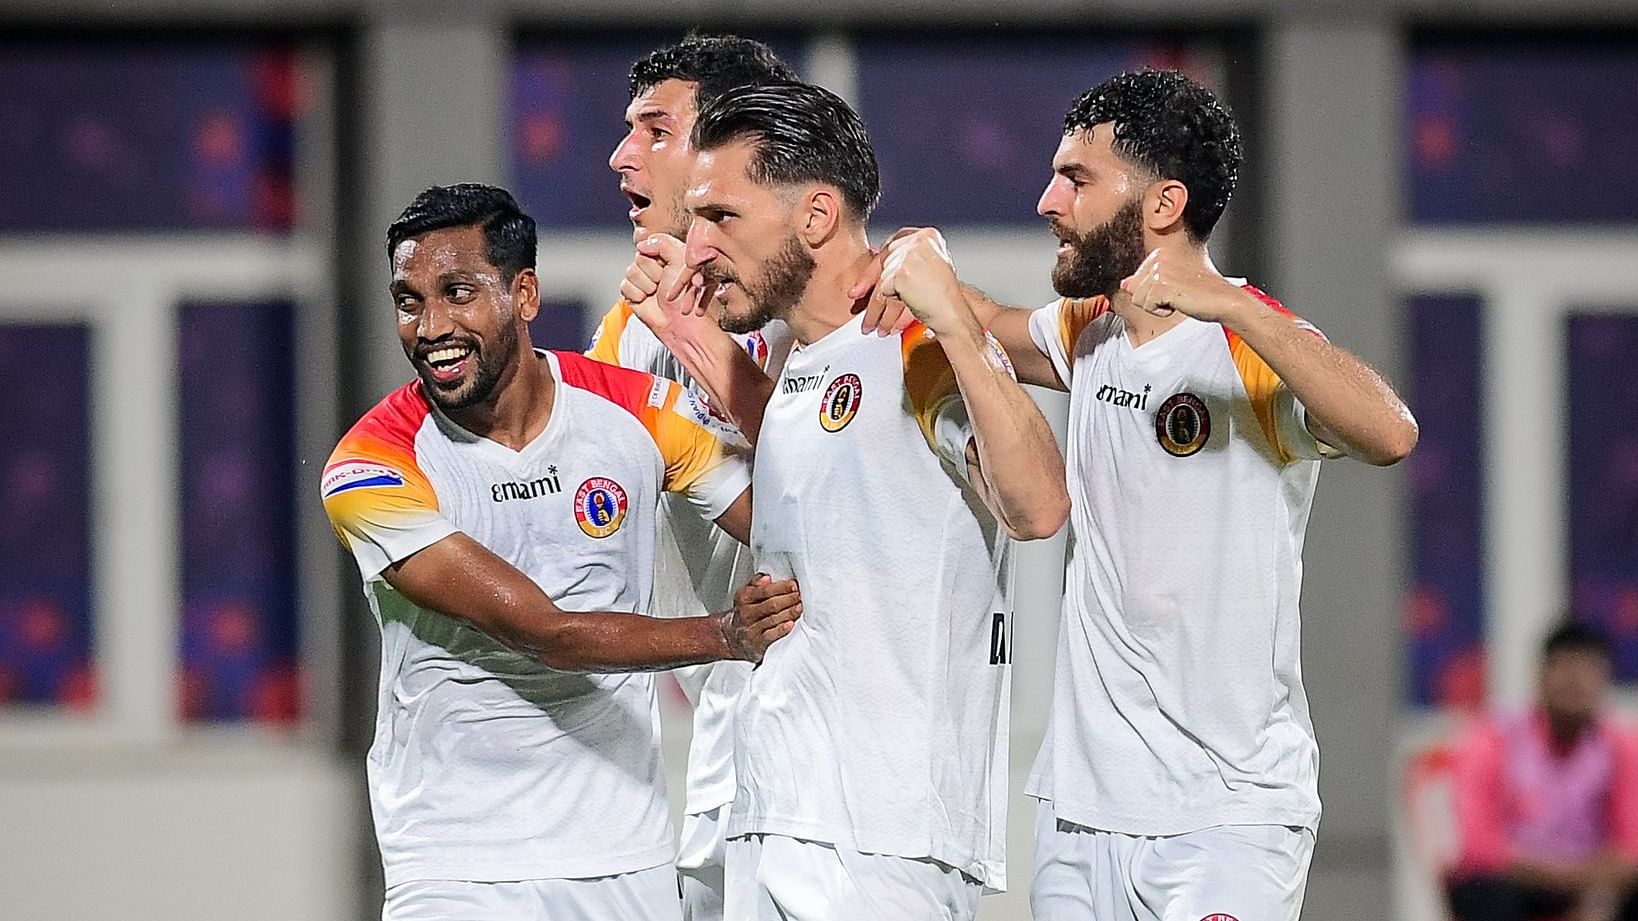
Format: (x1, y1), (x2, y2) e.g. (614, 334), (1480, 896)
(443, 349), (556, 451)
(786, 236), (875, 346)
(1109, 292), (1189, 347)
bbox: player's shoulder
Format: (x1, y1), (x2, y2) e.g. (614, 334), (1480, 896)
(329, 382), (429, 461)
(1234, 282), (1323, 339)
(322, 381), (432, 499)
(553, 349), (672, 417)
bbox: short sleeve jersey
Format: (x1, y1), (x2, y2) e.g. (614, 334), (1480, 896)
(733, 315), (1014, 889)
(321, 350), (749, 887)
(1024, 284), (1333, 836)
(585, 298), (792, 813)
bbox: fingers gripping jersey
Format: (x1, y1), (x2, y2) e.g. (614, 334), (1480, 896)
(585, 298), (791, 815)
(1023, 284), (1333, 837)
(738, 314), (1013, 890)
(320, 351), (749, 887)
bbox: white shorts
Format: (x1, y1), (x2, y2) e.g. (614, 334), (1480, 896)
(1030, 803), (1314, 921)
(383, 864), (682, 921)
(724, 834), (980, 921)
(679, 806), (729, 921)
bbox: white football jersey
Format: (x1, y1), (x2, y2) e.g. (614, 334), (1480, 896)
(587, 300), (792, 814)
(733, 315), (1014, 890)
(1024, 286), (1332, 837)
(322, 350), (749, 887)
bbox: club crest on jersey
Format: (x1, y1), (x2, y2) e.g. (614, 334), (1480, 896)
(322, 462), (404, 498)
(819, 374), (863, 433)
(574, 477), (628, 539)
(1200, 915), (1240, 921)
(1155, 392), (1211, 457)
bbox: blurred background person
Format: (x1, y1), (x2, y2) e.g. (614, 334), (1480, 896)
(1448, 622), (1638, 921)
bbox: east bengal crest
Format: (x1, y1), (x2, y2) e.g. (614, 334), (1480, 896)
(1155, 392), (1211, 457)
(819, 373), (863, 433)
(574, 477), (628, 538)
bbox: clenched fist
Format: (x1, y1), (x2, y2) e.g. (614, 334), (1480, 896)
(1120, 248), (1256, 325)
(874, 228), (977, 338)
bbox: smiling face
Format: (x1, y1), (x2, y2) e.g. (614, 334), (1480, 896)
(682, 141), (816, 334)
(1037, 123), (1153, 299)
(609, 78), (699, 242)
(390, 224), (538, 411)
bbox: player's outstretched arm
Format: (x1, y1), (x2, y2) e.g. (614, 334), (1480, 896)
(621, 235), (775, 443)
(850, 227), (1064, 389)
(384, 532), (800, 672)
(1122, 249), (1418, 466)
(882, 229), (1070, 541)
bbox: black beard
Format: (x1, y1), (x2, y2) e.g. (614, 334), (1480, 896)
(713, 233), (815, 335)
(1051, 199), (1148, 300)
(412, 321), (515, 412)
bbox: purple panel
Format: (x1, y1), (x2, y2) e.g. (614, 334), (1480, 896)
(856, 33), (1209, 226)
(528, 300), (592, 354)
(0, 39), (298, 232)
(0, 324), (95, 710)
(1406, 295), (1488, 708)
(1568, 314), (1638, 682)
(178, 302), (299, 723)
(1407, 33), (1638, 225)
(509, 32), (805, 229)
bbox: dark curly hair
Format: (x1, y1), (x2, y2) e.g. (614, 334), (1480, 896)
(1064, 69), (1242, 242)
(386, 183), (536, 283)
(629, 32), (799, 109)
(693, 82), (880, 222)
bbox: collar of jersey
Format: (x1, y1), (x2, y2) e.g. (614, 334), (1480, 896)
(426, 348), (567, 463)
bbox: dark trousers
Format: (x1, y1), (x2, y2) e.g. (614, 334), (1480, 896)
(1449, 876), (1638, 921)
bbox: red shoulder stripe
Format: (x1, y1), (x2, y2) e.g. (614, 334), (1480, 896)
(1228, 284), (1326, 345)
(552, 349), (664, 422)
(326, 381), (430, 472)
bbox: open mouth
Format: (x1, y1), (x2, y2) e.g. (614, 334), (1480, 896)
(622, 186), (652, 221)
(420, 344), (474, 384)
(1050, 225), (1075, 258)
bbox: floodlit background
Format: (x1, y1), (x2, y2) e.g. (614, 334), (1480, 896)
(1, 2), (1635, 919)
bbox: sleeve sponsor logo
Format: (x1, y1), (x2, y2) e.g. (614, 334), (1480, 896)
(741, 330), (769, 368)
(674, 385), (744, 442)
(984, 331), (1015, 377)
(322, 462), (406, 498)
(646, 376), (670, 409)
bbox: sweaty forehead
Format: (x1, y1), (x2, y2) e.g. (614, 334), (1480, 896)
(686, 146), (751, 202)
(392, 226), (494, 278)
(1055, 125), (1119, 168)
(627, 78), (700, 126)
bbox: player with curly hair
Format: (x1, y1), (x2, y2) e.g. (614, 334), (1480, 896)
(856, 69), (1419, 920)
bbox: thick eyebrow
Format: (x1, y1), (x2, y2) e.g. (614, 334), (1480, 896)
(688, 196), (738, 218)
(1055, 161), (1091, 180)
(389, 270), (479, 297)
(634, 109), (676, 129)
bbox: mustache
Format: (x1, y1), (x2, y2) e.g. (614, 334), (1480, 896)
(1048, 220), (1084, 243)
(698, 266), (736, 287)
